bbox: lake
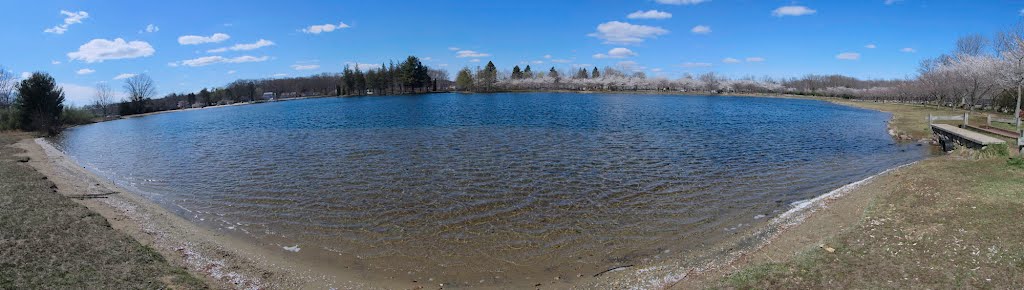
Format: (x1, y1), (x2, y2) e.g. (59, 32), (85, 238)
(51, 93), (928, 286)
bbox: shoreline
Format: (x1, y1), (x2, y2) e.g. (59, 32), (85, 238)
(18, 94), (948, 289)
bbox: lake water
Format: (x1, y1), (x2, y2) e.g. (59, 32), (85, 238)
(51, 93), (927, 286)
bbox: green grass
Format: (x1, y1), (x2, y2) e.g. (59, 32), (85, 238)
(0, 132), (205, 289)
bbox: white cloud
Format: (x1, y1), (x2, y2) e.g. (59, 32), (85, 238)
(544, 54), (552, 59)
(448, 47), (460, 51)
(175, 55), (270, 67)
(745, 57), (766, 62)
(67, 38), (155, 63)
(76, 68), (95, 75)
(691, 25), (712, 34)
(588, 21), (669, 44)
(531, 60), (544, 64)
(345, 62), (380, 70)
(470, 59), (481, 63)
(20, 72), (31, 80)
(884, 0), (902, 5)
(272, 73), (288, 78)
(836, 52), (861, 60)
(456, 50), (490, 58)
(178, 33), (230, 45)
(681, 62), (713, 68)
(655, 0), (709, 5)
(1020, 8), (1024, 16)
(593, 47), (637, 59)
(227, 70), (236, 74)
(722, 57), (741, 63)
(627, 10), (672, 20)
(865, 44), (877, 49)
(142, 24), (159, 33)
(302, 22), (350, 34)
(113, 73), (136, 80)
(51, 60), (61, 65)
(900, 47), (916, 53)
(651, 68), (663, 72)
(772, 6), (817, 17)
(291, 64), (320, 70)
(207, 39), (275, 53)
(551, 59), (572, 63)
(44, 10), (88, 34)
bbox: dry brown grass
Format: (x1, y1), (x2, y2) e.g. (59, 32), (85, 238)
(0, 132), (205, 289)
(712, 100), (1024, 289)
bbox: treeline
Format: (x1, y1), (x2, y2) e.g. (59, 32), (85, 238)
(111, 56), (453, 116)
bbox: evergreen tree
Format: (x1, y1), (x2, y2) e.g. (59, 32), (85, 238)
(592, 67), (600, 78)
(15, 72), (65, 133)
(524, 65), (533, 78)
(575, 68), (588, 79)
(548, 67), (559, 78)
(479, 61), (498, 91)
(512, 65), (523, 79)
(455, 67), (474, 91)
(199, 88), (211, 105)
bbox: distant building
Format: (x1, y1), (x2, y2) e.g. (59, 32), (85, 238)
(262, 92), (276, 100)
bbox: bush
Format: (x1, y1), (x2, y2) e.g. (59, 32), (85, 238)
(1009, 157), (1024, 169)
(16, 72), (65, 134)
(61, 107), (95, 126)
(0, 107), (20, 131)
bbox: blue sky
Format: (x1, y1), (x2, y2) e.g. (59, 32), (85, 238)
(0, 0), (1021, 106)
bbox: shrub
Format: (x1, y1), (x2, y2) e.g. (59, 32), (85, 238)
(15, 72), (65, 134)
(0, 107), (20, 131)
(61, 107), (95, 126)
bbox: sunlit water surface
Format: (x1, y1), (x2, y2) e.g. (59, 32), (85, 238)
(52, 93), (927, 285)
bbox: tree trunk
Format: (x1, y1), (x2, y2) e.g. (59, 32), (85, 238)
(1016, 83), (1022, 130)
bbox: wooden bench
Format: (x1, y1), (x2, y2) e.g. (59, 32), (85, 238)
(931, 123), (1006, 151)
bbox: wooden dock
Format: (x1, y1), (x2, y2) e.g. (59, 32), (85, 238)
(931, 124), (1005, 151)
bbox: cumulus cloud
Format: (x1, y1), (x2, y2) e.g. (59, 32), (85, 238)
(76, 68), (95, 75)
(722, 57), (741, 63)
(681, 62), (713, 68)
(593, 47), (636, 59)
(178, 33), (230, 45)
(655, 0), (709, 5)
(44, 10), (88, 34)
(836, 52), (861, 60)
(113, 73), (136, 80)
(544, 54), (552, 59)
(174, 55), (269, 67)
(772, 6), (817, 17)
(142, 24), (159, 33)
(865, 44), (877, 49)
(691, 25), (712, 34)
(588, 21), (669, 44)
(67, 38), (155, 63)
(207, 39), (275, 53)
(51, 60), (61, 65)
(900, 47), (916, 53)
(627, 10), (672, 20)
(456, 50), (490, 58)
(302, 22), (350, 34)
(745, 57), (766, 62)
(227, 70), (236, 74)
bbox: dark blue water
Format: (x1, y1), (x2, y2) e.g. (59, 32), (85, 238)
(51, 93), (927, 283)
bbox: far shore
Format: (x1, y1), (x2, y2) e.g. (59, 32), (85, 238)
(5, 93), (1021, 288)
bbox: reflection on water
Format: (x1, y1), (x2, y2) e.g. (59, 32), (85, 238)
(52, 93), (927, 285)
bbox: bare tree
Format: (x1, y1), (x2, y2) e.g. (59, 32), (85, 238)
(0, 67), (15, 108)
(123, 74), (156, 114)
(955, 34), (989, 57)
(93, 83), (115, 116)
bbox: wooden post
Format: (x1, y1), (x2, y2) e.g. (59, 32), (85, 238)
(963, 112), (969, 127)
(987, 114), (992, 127)
(927, 113), (932, 126)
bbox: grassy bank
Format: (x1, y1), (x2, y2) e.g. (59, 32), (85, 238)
(708, 101), (1024, 288)
(0, 132), (204, 289)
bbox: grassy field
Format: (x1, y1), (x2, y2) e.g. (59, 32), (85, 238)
(0, 132), (205, 289)
(711, 102), (1024, 289)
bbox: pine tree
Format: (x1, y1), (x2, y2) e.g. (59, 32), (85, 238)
(575, 68), (588, 79)
(524, 65), (533, 78)
(592, 67), (600, 78)
(512, 65), (522, 79)
(15, 72), (65, 133)
(548, 67), (559, 78)
(481, 61), (498, 91)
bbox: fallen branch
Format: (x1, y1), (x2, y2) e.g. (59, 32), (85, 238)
(67, 192), (118, 199)
(593, 264), (634, 277)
